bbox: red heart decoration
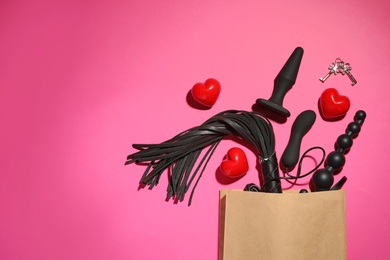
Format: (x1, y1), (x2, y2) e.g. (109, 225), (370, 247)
(220, 147), (249, 178)
(191, 78), (221, 107)
(319, 88), (351, 119)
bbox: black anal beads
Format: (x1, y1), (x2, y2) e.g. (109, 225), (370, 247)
(312, 110), (366, 191)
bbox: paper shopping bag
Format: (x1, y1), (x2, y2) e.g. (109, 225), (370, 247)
(219, 190), (346, 260)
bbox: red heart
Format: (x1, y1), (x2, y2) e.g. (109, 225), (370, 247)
(220, 147), (249, 178)
(319, 88), (351, 119)
(191, 78), (221, 107)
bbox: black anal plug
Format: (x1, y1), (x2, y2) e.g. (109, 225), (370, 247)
(256, 47), (304, 118)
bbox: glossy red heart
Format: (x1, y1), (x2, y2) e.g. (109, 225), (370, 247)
(319, 88), (351, 119)
(220, 147), (249, 178)
(191, 78), (221, 107)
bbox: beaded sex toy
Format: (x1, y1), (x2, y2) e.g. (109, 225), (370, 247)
(311, 110), (366, 191)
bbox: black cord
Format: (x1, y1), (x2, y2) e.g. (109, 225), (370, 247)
(284, 146), (326, 183)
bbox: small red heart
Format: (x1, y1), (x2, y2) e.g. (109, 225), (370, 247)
(220, 147), (249, 178)
(319, 88), (351, 119)
(191, 78), (221, 107)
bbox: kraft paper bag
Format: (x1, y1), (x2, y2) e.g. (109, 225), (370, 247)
(219, 190), (346, 260)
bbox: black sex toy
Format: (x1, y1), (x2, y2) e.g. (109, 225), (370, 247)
(312, 110), (366, 191)
(281, 110), (316, 169)
(256, 47), (304, 118)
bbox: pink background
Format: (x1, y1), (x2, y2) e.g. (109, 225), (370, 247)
(1, 0), (389, 259)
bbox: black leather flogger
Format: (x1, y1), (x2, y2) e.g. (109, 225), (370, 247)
(125, 110), (281, 205)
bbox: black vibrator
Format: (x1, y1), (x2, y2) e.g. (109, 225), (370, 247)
(281, 110), (316, 169)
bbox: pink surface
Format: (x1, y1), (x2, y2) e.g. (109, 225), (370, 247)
(1, 0), (389, 259)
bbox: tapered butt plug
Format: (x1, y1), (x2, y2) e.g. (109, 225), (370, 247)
(256, 47), (304, 118)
